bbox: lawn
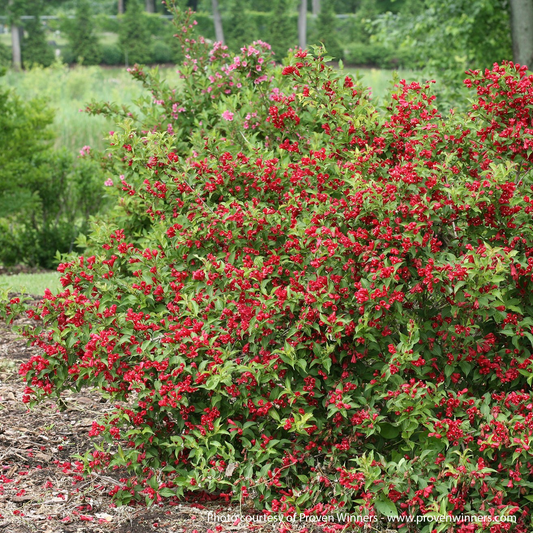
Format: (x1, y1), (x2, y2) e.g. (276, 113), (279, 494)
(0, 271), (61, 296)
(1, 64), (149, 153)
(1, 63), (413, 155)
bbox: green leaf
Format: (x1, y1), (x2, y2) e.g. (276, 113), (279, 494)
(374, 496), (398, 517)
(379, 423), (401, 440)
(159, 488), (176, 497)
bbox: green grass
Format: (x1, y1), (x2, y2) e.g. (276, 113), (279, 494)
(0, 272), (61, 296)
(1, 63), (183, 154)
(346, 67), (417, 102)
(1, 63), (412, 154)
(1, 63), (145, 153)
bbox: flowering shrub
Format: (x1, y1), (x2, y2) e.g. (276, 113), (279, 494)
(4, 5), (533, 531)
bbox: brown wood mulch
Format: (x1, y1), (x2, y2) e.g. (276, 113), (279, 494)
(0, 299), (394, 533)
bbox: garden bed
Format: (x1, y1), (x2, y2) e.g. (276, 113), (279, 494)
(0, 306), (323, 533)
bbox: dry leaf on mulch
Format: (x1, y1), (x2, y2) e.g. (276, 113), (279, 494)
(0, 298), (395, 533)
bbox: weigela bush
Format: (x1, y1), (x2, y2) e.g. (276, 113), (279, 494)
(5, 5), (533, 531)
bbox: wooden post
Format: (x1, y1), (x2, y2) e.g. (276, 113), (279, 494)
(211, 0), (224, 44)
(11, 22), (22, 71)
(298, 0), (307, 49)
(8, 0), (21, 70)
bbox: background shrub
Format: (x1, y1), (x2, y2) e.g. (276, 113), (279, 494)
(267, 0), (297, 59)
(0, 74), (106, 268)
(150, 40), (173, 64)
(312, 0), (343, 60)
(118, 0), (151, 65)
(0, 43), (11, 67)
(225, 0), (255, 53)
(65, 0), (102, 66)
(22, 17), (54, 67)
(100, 43), (123, 65)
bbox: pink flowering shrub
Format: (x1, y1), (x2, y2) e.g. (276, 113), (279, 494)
(3, 5), (533, 531)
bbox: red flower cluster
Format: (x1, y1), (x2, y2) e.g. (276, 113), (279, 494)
(4, 14), (533, 530)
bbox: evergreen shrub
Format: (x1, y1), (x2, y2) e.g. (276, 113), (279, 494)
(100, 43), (123, 65)
(22, 17), (54, 67)
(65, 0), (102, 66)
(118, 0), (151, 65)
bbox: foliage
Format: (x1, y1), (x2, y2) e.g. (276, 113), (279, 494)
(65, 0), (102, 65)
(118, 0), (151, 65)
(267, 0), (297, 59)
(344, 42), (414, 69)
(22, 15), (55, 67)
(151, 40), (174, 64)
(312, 0), (343, 60)
(0, 42), (10, 67)
(6, 5), (533, 530)
(225, 0), (255, 53)
(0, 78), (107, 267)
(373, 0), (513, 108)
(100, 43), (123, 65)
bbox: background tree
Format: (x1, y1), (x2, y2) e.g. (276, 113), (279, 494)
(145, 0), (154, 12)
(119, 0), (151, 65)
(21, 0), (54, 67)
(225, 0), (253, 52)
(298, 0), (307, 49)
(313, 0), (342, 59)
(66, 0), (102, 65)
(374, 0), (512, 73)
(4, 0), (24, 70)
(267, 0), (296, 59)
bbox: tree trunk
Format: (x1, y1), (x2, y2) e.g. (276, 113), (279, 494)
(118, 0), (125, 15)
(145, 0), (155, 13)
(11, 24), (21, 71)
(510, 0), (533, 68)
(211, 0), (224, 44)
(298, 0), (307, 49)
(312, 0), (320, 16)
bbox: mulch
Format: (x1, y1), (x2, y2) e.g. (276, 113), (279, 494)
(0, 297), (394, 533)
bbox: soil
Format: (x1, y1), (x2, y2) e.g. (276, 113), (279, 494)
(0, 298), (394, 533)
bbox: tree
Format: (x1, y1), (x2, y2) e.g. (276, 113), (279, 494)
(510, 0), (533, 67)
(225, 0), (254, 52)
(314, 0), (342, 59)
(66, 0), (102, 65)
(119, 0), (151, 65)
(267, 0), (296, 58)
(11, 19), (22, 70)
(21, 2), (54, 67)
(211, 0), (224, 43)
(145, 0), (154, 12)
(312, 0), (319, 15)
(6, 0), (24, 70)
(298, 0), (307, 49)
(374, 0), (513, 73)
